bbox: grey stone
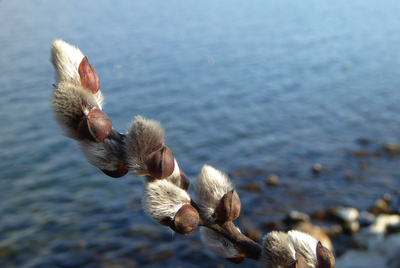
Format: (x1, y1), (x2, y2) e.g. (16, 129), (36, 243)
(358, 211), (376, 227)
(333, 207), (359, 223)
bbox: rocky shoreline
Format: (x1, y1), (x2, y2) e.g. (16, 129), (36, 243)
(245, 194), (400, 268)
(3, 141), (400, 268)
(227, 142), (400, 268)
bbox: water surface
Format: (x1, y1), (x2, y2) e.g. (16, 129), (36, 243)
(1, 0), (400, 267)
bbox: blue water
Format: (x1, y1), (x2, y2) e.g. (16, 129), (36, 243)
(1, 0), (400, 267)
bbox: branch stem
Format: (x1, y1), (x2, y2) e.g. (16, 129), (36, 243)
(191, 200), (262, 261)
(207, 221), (262, 260)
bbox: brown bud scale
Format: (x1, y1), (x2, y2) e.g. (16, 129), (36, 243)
(146, 146), (175, 180)
(78, 108), (112, 142)
(227, 256), (246, 264)
(101, 159), (128, 178)
(316, 241), (335, 268)
(78, 56), (100, 94)
(172, 204), (199, 235)
(215, 189), (241, 222)
(179, 169), (190, 191)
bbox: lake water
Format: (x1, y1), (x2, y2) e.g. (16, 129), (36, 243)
(1, 0), (400, 267)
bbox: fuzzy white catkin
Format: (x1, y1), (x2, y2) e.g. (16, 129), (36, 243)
(201, 227), (243, 259)
(261, 231), (296, 268)
(51, 82), (100, 140)
(143, 179), (191, 223)
(51, 39), (104, 109)
(79, 139), (124, 171)
(261, 230), (319, 268)
(125, 116), (165, 177)
(168, 159), (183, 187)
(287, 230), (318, 267)
(51, 39), (84, 87)
(195, 165), (233, 221)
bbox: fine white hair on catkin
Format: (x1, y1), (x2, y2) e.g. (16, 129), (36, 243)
(92, 89), (104, 110)
(194, 165), (233, 221)
(143, 179), (191, 223)
(51, 39), (104, 110)
(261, 231), (296, 268)
(51, 82), (100, 140)
(168, 159), (182, 187)
(124, 116), (165, 177)
(201, 227), (243, 259)
(79, 139), (124, 171)
(51, 39), (84, 86)
(288, 230), (318, 267)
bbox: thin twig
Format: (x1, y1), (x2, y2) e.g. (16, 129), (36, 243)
(191, 199), (262, 261)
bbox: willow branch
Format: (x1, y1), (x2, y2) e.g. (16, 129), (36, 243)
(191, 199), (262, 261)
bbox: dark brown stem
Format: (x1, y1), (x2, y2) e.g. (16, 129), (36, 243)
(190, 200), (262, 261)
(207, 221), (262, 261)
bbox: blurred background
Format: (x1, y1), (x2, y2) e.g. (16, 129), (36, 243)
(1, 0), (400, 267)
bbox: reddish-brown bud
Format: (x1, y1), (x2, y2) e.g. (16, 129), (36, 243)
(179, 169), (190, 191)
(215, 189), (241, 222)
(101, 159), (128, 178)
(171, 204), (199, 235)
(227, 256), (246, 264)
(78, 56), (100, 94)
(146, 146), (175, 180)
(78, 108), (112, 142)
(316, 242), (335, 268)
